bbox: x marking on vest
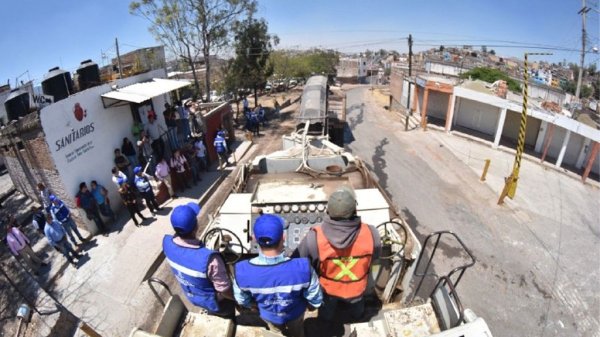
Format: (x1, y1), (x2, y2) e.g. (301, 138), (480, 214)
(332, 257), (359, 281)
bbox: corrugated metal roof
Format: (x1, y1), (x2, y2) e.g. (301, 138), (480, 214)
(101, 78), (191, 104)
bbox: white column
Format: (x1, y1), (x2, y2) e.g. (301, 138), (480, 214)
(575, 138), (592, 169)
(534, 121), (549, 153)
(555, 130), (571, 168)
(445, 94), (457, 132)
(493, 107), (507, 148)
(452, 97), (461, 127)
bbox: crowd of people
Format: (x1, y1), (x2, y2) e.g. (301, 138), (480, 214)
(163, 186), (380, 337)
(243, 96), (273, 137)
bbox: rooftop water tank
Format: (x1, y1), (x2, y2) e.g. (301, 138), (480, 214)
(76, 59), (100, 90)
(42, 67), (74, 102)
(4, 88), (30, 121)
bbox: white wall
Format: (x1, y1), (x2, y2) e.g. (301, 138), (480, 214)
(400, 79), (415, 109)
(426, 91), (449, 121)
(564, 133), (585, 167)
(546, 126), (568, 161)
(454, 98), (499, 136)
(39, 69), (168, 213)
(529, 85), (564, 105)
(426, 62), (463, 77)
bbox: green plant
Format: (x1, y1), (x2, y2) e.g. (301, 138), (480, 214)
(460, 67), (521, 92)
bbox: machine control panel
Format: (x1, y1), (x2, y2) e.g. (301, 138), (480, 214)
(249, 202), (328, 253)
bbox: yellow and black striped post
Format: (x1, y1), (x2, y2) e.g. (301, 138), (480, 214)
(498, 52), (552, 205)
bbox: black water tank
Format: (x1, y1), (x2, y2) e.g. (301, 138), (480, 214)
(77, 59), (100, 90)
(4, 88), (30, 121)
(42, 67), (74, 102)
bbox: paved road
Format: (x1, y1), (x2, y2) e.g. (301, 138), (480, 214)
(344, 87), (600, 337)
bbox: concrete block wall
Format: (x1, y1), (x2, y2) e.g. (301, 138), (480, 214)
(1, 128), (86, 228)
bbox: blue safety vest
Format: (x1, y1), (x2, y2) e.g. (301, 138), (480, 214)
(214, 136), (226, 154)
(50, 201), (70, 223)
(134, 175), (152, 193)
(162, 235), (220, 313)
(235, 258), (311, 325)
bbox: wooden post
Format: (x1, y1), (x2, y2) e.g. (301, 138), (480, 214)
(540, 123), (555, 163)
(582, 142), (599, 182)
(421, 88), (430, 130)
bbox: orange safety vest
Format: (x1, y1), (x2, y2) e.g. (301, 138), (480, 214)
(313, 223), (374, 299)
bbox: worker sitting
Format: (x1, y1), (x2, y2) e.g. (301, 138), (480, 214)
(234, 214), (323, 337)
(295, 187), (381, 321)
(162, 202), (235, 317)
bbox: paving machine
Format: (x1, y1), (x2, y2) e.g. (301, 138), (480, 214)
(130, 76), (493, 337)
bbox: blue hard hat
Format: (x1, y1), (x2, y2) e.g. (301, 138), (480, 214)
(49, 194), (57, 202)
(133, 166), (143, 174)
(170, 202), (201, 234)
(217, 130), (225, 137)
(253, 214), (285, 247)
(117, 177), (126, 186)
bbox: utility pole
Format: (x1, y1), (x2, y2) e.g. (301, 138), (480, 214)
(405, 34), (413, 131)
(575, 0), (590, 100)
(115, 37), (123, 79)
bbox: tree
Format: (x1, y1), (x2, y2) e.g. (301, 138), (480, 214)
(228, 17), (277, 106)
(439, 45), (445, 52)
(489, 49), (496, 55)
(130, 0), (202, 94)
(269, 49), (339, 80)
(588, 63), (597, 77)
(130, 0), (256, 101)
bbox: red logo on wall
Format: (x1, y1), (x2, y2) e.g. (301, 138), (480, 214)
(73, 103), (87, 121)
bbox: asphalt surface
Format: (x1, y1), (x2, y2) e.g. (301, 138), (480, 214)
(343, 86), (600, 337)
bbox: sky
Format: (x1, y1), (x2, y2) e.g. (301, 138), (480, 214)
(0, 0), (598, 87)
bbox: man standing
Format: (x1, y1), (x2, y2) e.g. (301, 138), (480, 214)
(31, 207), (47, 234)
(49, 195), (87, 245)
(6, 220), (47, 274)
(194, 137), (208, 172)
(76, 183), (107, 234)
(134, 166), (161, 215)
(90, 180), (116, 222)
(146, 114), (166, 159)
(37, 183), (52, 212)
(243, 95), (249, 114)
(114, 148), (131, 180)
(44, 213), (82, 267)
(295, 187), (381, 321)
(163, 102), (179, 150)
(163, 203), (235, 317)
(111, 167), (128, 188)
(137, 131), (155, 173)
(213, 131), (228, 170)
(117, 178), (147, 227)
(234, 214), (322, 337)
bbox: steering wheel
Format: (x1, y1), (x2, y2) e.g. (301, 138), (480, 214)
(201, 227), (245, 264)
(376, 221), (408, 259)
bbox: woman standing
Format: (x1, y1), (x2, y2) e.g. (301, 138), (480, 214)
(170, 149), (190, 192)
(117, 178), (147, 227)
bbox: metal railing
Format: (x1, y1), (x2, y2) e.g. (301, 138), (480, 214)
(147, 277), (172, 307)
(410, 231), (476, 303)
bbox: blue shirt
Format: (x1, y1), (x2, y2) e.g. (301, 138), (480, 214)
(44, 220), (66, 246)
(91, 185), (106, 205)
(233, 252), (322, 308)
